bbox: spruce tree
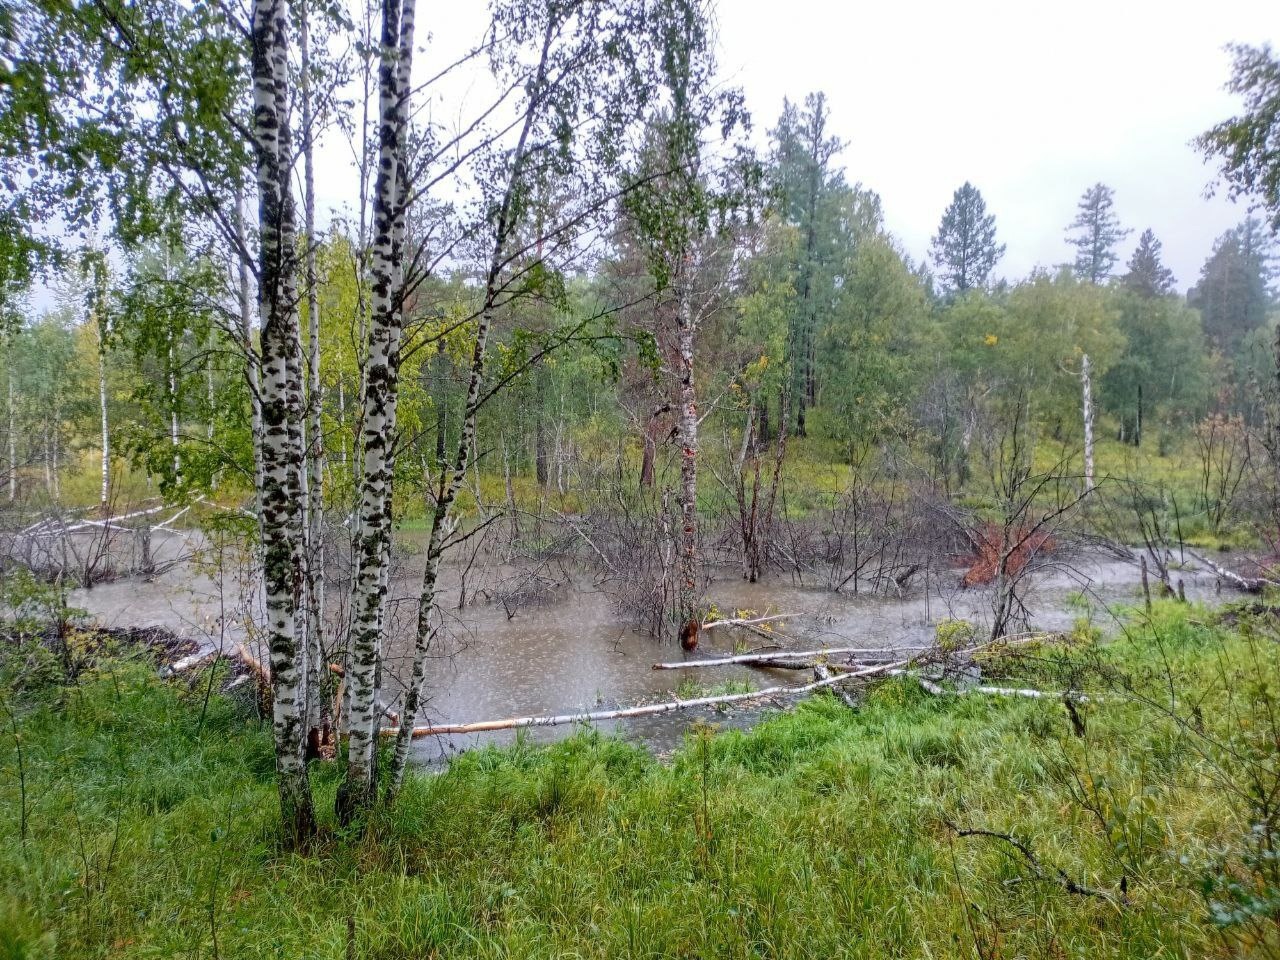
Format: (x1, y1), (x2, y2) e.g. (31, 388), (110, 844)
(929, 182), (1004, 296)
(1122, 228), (1176, 297)
(1189, 222), (1272, 352)
(1067, 183), (1130, 284)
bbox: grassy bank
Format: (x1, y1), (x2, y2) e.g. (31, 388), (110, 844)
(2, 602), (1279, 958)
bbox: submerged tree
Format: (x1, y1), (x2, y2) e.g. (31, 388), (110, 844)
(930, 182), (1005, 297)
(1066, 183), (1130, 285)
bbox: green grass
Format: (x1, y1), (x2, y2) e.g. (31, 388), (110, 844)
(3, 603), (1280, 958)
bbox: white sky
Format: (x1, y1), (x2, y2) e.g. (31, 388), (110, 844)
(43, 0), (1268, 312)
(709, 0), (1278, 291)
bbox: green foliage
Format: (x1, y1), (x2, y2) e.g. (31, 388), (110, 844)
(3, 606), (1279, 957)
(934, 618), (976, 651)
(814, 237), (929, 453)
(1122, 228), (1177, 298)
(1065, 182), (1131, 284)
(1199, 43), (1280, 233)
(929, 181), (1005, 296)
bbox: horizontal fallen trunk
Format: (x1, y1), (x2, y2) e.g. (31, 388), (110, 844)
(380, 634), (1053, 741)
(381, 655), (919, 739)
(700, 614), (792, 632)
(915, 676), (1088, 701)
(1187, 548), (1278, 593)
(652, 645), (925, 671)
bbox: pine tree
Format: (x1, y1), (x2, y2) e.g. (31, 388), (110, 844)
(1189, 223), (1272, 352)
(1122, 229), (1177, 297)
(930, 182), (1004, 296)
(1067, 183), (1131, 284)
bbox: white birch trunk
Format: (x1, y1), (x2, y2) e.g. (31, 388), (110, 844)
(299, 0), (326, 747)
(250, 0), (315, 847)
(339, 0), (415, 823)
(168, 340), (180, 483)
(6, 364), (13, 502)
(95, 295), (110, 511)
(1081, 352), (1095, 494)
(675, 269), (699, 627)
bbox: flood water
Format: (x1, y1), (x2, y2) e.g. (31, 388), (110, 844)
(66, 528), (1237, 763)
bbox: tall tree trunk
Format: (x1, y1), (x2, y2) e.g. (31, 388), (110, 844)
(94, 289), (110, 511)
(168, 338), (180, 483)
(387, 20), (553, 799)
(1081, 353), (1095, 494)
(251, 0), (316, 849)
(674, 268), (699, 629)
(6, 360), (13, 502)
(235, 194), (265, 503)
(299, 0), (326, 751)
(338, 0), (415, 825)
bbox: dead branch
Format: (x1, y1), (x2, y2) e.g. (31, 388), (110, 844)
(945, 821), (1120, 903)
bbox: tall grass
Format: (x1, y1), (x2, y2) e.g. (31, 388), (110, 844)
(2, 601), (1277, 957)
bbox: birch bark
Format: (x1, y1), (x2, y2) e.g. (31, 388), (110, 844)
(299, 0), (326, 746)
(250, 0), (316, 847)
(94, 282), (109, 511)
(1081, 353), (1095, 494)
(674, 268), (700, 628)
(338, 0), (415, 823)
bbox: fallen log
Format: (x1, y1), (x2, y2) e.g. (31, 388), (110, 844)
(652, 645), (926, 671)
(381, 655), (919, 739)
(1187, 549), (1278, 594)
(916, 676), (1088, 701)
(700, 613), (792, 632)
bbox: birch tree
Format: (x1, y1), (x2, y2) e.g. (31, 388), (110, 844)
(337, 0), (416, 824)
(79, 250), (113, 511)
(621, 0), (750, 640)
(379, 0), (722, 799)
(250, 0), (316, 846)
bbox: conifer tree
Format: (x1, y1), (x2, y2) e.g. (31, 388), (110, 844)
(1122, 228), (1177, 297)
(1067, 183), (1130, 284)
(930, 182), (1004, 296)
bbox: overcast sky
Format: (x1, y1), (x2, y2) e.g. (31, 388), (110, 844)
(709, 0), (1276, 291)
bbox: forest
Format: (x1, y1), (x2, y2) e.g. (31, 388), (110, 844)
(4, 1), (1280, 957)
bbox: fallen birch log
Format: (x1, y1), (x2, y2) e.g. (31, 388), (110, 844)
(652, 645), (926, 671)
(382, 655), (919, 739)
(1187, 549), (1278, 593)
(915, 676), (1088, 701)
(700, 614), (792, 632)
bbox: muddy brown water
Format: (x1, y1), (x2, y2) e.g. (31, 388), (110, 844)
(67, 530), (1236, 763)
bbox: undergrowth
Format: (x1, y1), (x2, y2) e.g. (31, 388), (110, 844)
(2, 600), (1279, 958)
